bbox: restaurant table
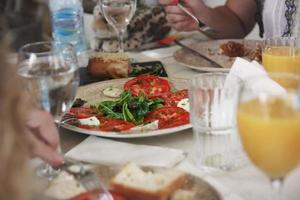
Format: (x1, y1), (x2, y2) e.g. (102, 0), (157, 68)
(60, 37), (300, 200)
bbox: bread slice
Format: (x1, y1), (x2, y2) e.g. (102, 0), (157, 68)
(111, 163), (186, 200)
(87, 52), (129, 79)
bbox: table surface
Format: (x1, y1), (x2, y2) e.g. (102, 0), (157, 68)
(60, 37), (300, 200)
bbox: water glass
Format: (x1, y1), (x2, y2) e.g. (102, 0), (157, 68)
(189, 72), (244, 170)
(18, 41), (79, 178)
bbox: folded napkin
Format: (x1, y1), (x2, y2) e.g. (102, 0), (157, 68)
(226, 57), (286, 95)
(65, 136), (186, 168)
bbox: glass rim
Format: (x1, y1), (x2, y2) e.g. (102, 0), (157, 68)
(263, 37), (297, 49)
(18, 41), (74, 56)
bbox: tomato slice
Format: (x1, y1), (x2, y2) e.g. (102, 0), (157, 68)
(163, 89), (188, 107)
(124, 75), (171, 98)
(71, 191), (128, 200)
(109, 191), (128, 200)
(71, 192), (94, 200)
(99, 118), (135, 132)
(69, 107), (97, 115)
(144, 106), (190, 129)
(77, 118), (135, 132)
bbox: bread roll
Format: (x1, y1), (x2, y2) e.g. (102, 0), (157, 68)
(87, 52), (129, 79)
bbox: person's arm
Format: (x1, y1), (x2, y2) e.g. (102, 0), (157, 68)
(160, 0), (257, 38)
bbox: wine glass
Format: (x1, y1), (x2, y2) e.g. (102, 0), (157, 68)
(99, 0), (137, 52)
(18, 41), (79, 178)
(237, 73), (300, 199)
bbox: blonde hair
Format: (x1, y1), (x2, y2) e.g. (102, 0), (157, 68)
(0, 42), (31, 200)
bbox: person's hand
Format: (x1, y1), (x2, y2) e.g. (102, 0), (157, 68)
(26, 110), (64, 167)
(159, 0), (207, 31)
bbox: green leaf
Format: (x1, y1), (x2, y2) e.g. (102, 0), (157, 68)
(98, 101), (123, 119)
(123, 103), (137, 124)
(148, 98), (164, 111)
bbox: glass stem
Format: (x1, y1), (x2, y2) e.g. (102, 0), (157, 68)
(118, 29), (125, 53)
(270, 177), (284, 200)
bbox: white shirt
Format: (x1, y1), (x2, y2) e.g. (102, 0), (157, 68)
(263, 0), (286, 37)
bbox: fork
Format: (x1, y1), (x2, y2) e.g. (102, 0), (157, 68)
(176, 2), (220, 39)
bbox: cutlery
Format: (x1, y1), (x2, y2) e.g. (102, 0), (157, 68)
(176, 2), (220, 39)
(160, 37), (223, 68)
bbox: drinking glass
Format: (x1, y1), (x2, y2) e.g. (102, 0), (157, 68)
(237, 73), (300, 199)
(99, 0), (137, 52)
(262, 37), (300, 75)
(189, 73), (245, 171)
(18, 41), (79, 177)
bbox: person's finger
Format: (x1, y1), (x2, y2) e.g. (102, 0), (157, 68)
(172, 21), (195, 31)
(31, 135), (64, 167)
(27, 111), (60, 149)
(159, 0), (178, 6)
(166, 14), (190, 23)
(164, 5), (185, 15)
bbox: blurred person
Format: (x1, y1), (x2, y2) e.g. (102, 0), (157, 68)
(0, 40), (63, 199)
(160, 0), (299, 39)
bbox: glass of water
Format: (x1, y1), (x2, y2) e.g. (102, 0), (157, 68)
(189, 72), (244, 171)
(18, 41), (79, 177)
(99, 0), (137, 52)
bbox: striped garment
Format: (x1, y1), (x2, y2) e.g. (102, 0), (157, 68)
(262, 0), (300, 38)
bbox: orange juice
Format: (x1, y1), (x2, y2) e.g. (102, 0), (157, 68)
(237, 98), (300, 178)
(262, 46), (300, 74)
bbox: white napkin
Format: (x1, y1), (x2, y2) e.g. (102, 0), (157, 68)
(65, 136), (186, 168)
(226, 57), (286, 96)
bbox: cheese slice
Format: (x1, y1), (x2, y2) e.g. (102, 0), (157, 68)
(177, 98), (190, 112)
(78, 116), (100, 126)
(103, 86), (123, 98)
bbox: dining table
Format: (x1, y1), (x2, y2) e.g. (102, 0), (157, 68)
(59, 35), (300, 200)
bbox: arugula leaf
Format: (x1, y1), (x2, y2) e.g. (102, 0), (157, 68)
(96, 90), (164, 125)
(98, 101), (123, 119)
(148, 98), (164, 110)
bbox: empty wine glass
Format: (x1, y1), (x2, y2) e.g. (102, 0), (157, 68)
(18, 41), (80, 178)
(99, 0), (137, 52)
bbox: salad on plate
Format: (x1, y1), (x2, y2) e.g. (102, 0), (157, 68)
(66, 75), (190, 133)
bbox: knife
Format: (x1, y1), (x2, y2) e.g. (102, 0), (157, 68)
(174, 39), (223, 68)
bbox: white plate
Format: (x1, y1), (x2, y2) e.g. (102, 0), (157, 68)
(177, 61), (230, 72)
(62, 77), (192, 139)
(174, 39), (261, 72)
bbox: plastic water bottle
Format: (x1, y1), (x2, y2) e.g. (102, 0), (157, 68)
(49, 0), (88, 66)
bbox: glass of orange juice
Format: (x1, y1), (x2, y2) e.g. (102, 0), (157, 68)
(237, 73), (300, 199)
(262, 37), (300, 75)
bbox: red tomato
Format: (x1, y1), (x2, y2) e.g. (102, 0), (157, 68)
(99, 118), (135, 132)
(78, 124), (100, 131)
(71, 192), (94, 200)
(78, 118), (135, 132)
(109, 191), (128, 200)
(69, 107), (97, 115)
(163, 89), (188, 107)
(71, 191), (128, 200)
(144, 107), (190, 129)
(124, 75), (171, 98)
